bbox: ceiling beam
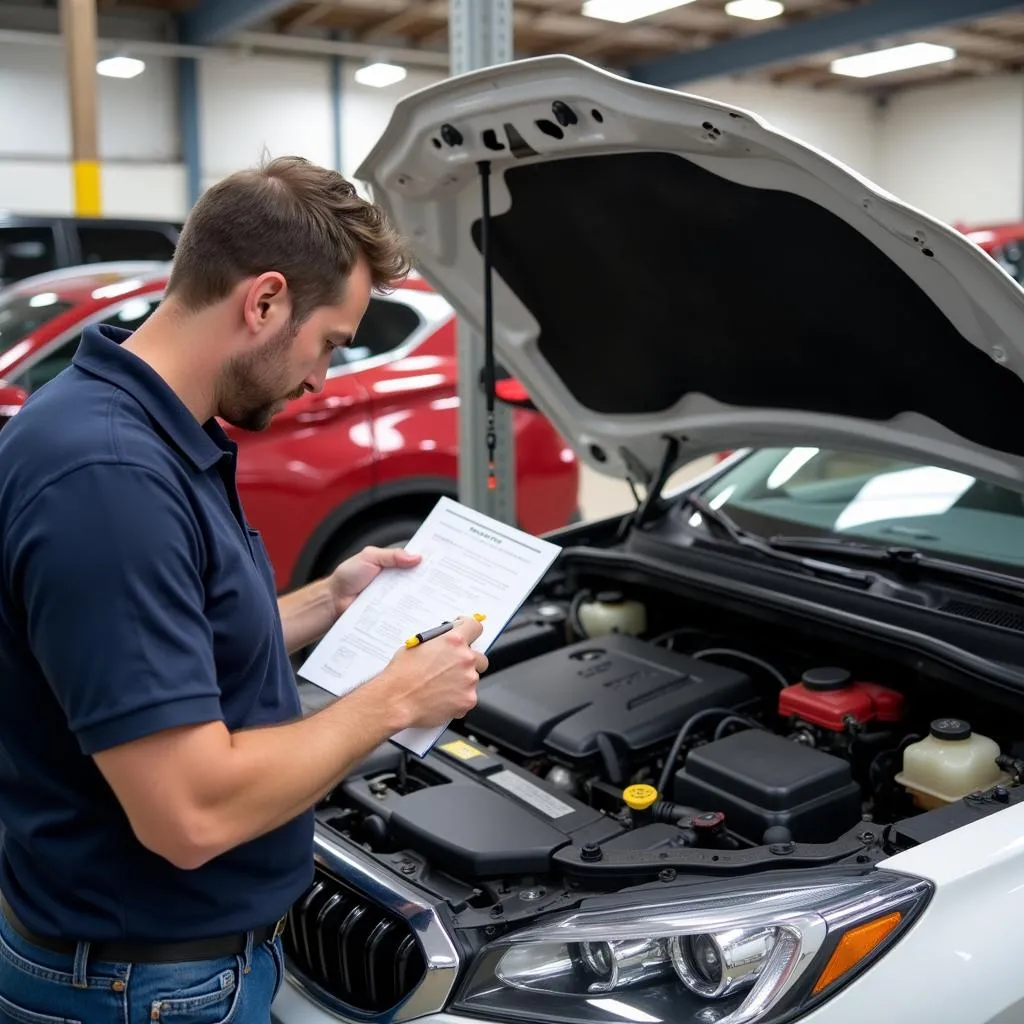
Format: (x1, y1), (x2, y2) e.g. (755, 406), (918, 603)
(629, 0), (1024, 86)
(179, 0), (297, 44)
(357, 3), (435, 41)
(274, 3), (336, 33)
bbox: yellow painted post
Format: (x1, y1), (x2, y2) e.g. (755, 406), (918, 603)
(59, 0), (101, 216)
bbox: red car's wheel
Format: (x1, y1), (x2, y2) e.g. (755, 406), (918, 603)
(317, 515), (424, 575)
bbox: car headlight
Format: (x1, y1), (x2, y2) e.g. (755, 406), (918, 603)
(452, 869), (930, 1024)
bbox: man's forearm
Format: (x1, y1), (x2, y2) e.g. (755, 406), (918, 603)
(97, 617), (485, 872)
(277, 577), (337, 653)
(213, 684), (405, 848)
(121, 679), (409, 870)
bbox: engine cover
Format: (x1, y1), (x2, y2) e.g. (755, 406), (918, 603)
(463, 633), (756, 763)
(337, 734), (624, 880)
(672, 729), (863, 844)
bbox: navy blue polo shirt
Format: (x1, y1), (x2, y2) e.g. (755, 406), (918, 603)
(0, 324), (313, 942)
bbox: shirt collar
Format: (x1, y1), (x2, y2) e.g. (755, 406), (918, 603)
(72, 324), (234, 471)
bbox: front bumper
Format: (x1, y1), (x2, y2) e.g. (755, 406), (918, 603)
(275, 806), (1024, 1024)
(272, 976), (473, 1024)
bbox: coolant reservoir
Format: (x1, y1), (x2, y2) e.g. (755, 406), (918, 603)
(895, 718), (1009, 811)
(578, 591), (647, 637)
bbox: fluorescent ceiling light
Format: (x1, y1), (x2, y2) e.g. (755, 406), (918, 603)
(725, 0), (784, 20)
(96, 56), (145, 79)
(582, 0), (695, 24)
(830, 42), (956, 78)
(354, 62), (407, 87)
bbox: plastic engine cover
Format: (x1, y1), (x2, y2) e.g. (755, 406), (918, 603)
(338, 733), (624, 880)
(464, 633), (756, 762)
(672, 729), (863, 844)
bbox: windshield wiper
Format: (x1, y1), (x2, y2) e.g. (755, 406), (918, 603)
(766, 535), (1024, 600)
(679, 494), (885, 588)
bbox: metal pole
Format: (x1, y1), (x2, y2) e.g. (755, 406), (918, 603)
(330, 31), (343, 173)
(178, 57), (201, 209)
(448, 0), (517, 526)
(59, 0), (101, 216)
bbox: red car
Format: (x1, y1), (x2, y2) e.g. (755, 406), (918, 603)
(0, 262), (579, 590)
(958, 221), (1024, 285)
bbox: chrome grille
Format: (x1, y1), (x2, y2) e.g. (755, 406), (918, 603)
(283, 865), (427, 1013)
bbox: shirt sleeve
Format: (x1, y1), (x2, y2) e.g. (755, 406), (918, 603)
(8, 460), (225, 755)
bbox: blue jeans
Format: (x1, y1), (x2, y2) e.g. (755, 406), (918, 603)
(0, 910), (284, 1024)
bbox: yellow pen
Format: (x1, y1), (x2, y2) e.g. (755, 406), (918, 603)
(404, 613), (486, 648)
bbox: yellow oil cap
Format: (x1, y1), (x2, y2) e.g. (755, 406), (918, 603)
(623, 784), (658, 811)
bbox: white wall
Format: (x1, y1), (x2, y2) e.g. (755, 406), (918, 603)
(197, 52), (334, 191)
(0, 37), (442, 220)
(877, 73), (1024, 226)
(681, 72), (1024, 227)
(0, 38), (183, 217)
(0, 43), (180, 160)
(1, 35), (1022, 230)
(683, 74), (881, 182)
(340, 64), (446, 178)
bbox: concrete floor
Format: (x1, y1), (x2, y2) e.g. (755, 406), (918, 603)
(577, 455), (720, 520)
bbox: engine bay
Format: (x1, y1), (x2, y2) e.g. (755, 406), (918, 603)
(299, 570), (1024, 935)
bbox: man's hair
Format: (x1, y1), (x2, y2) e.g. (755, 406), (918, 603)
(165, 154), (413, 323)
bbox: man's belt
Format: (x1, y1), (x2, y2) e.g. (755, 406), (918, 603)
(0, 894), (287, 965)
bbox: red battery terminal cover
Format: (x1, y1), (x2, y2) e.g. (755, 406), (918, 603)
(779, 666), (905, 733)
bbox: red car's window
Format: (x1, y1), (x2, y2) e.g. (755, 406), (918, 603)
(0, 293), (75, 356)
(993, 239), (1024, 285)
(334, 297), (421, 366)
(14, 295), (161, 394)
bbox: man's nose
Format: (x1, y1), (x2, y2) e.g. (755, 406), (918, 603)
(303, 370), (326, 395)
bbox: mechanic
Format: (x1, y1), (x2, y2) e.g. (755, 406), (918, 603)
(0, 155), (487, 1023)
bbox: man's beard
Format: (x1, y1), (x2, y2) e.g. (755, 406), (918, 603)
(215, 321), (306, 431)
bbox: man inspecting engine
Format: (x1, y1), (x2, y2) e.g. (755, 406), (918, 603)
(0, 155), (486, 1023)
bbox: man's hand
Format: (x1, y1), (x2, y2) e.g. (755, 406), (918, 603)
(327, 545), (422, 617)
(278, 544), (422, 653)
(367, 614), (487, 728)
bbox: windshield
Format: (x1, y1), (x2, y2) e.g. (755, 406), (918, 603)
(0, 291), (73, 356)
(700, 447), (1024, 570)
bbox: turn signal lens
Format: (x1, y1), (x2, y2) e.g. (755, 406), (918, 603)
(812, 911), (902, 994)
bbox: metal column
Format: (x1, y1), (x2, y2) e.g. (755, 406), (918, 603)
(448, 0), (516, 525)
(330, 54), (343, 173)
(178, 57), (201, 209)
(59, 0), (101, 215)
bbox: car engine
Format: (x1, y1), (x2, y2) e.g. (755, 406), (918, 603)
(287, 583), (1024, 1015)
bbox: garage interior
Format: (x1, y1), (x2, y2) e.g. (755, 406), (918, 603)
(3, 0), (1024, 525)
(5, 3), (1024, 1023)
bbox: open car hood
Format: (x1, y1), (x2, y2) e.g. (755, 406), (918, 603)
(356, 55), (1024, 491)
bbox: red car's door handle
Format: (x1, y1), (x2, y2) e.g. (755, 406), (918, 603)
(295, 395), (348, 424)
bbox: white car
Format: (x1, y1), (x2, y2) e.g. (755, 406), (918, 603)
(272, 55), (1024, 1024)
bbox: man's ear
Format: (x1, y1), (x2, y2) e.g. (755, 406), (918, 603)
(241, 272), (290, 336)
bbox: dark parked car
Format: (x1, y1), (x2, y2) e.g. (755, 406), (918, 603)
(0, 214), (181, 286)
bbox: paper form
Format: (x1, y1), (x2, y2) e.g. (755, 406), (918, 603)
(296, 495), (561, 756)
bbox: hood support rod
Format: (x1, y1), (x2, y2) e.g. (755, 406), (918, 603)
(477, 159), (498, 493)
(631, 435), (681, 532)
